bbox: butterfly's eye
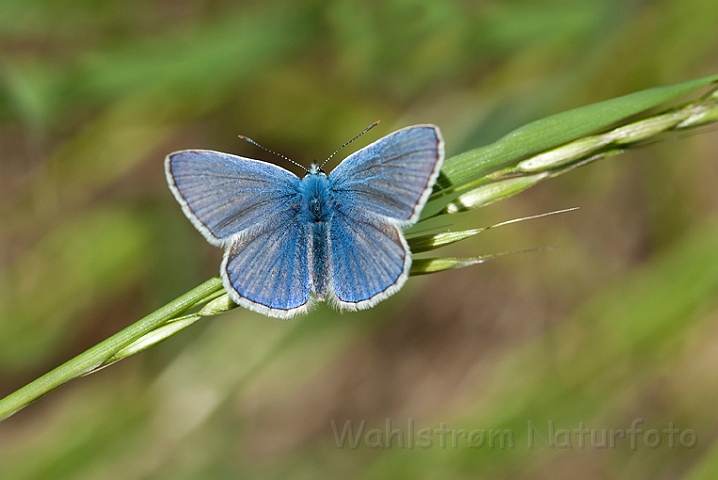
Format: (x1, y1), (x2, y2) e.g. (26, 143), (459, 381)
(307, 163), (326, 176)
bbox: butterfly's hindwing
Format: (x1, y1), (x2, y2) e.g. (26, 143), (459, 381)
(223, 216), (311, 318)
(328, 209), (409, 309)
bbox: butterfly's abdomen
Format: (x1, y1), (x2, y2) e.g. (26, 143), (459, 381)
(301, 173), (333, 299)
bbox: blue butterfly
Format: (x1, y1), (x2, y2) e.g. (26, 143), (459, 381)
(165, 124), (444, 318)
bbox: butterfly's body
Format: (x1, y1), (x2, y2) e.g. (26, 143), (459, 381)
(166, 125), (444, 318)
(300, 168), (332, 300)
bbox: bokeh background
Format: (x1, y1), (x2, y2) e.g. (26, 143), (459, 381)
(2, 0), (718, 478)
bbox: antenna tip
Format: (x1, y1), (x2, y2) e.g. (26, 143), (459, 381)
(362, 120), (380, 134)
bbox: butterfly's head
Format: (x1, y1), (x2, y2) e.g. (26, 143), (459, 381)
(306, 163), (326, 177)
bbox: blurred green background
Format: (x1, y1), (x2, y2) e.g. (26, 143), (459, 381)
(1, 0), (718, 478)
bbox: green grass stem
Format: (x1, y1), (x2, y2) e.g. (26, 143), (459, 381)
(0, 277), (223, 421)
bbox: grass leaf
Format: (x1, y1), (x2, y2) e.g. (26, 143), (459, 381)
(431, 74), (718, 200)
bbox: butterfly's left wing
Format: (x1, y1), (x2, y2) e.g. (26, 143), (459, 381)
(166, 149), (303, 246)
(221, 216), (311, 318)
(166, 150), (311, 318)
(327, 125), (444, 309)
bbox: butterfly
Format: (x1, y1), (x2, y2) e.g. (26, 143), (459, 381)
(165, 124), (444, 318)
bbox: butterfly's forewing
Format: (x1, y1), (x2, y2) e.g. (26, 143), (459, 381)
(328, 125), (444, 309)
(166, 150), (302, 246)
(166, 150), (311, 318)
(328, 125), (444, 225)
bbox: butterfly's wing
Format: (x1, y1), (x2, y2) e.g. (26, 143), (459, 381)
(327, 125), (444, 309)
(329, 125), (444, 225)
(166, 150), (311, 318)
(328, 209), (410, 309)
(221, 216), (311, 318)
(166, 150), (301, 246)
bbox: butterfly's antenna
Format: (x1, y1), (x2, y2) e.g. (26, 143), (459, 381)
(320, 120), (381, 168)
(238, 135), (308, 172)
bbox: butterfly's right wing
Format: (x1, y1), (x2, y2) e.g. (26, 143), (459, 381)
(328, 208), (410, 311)
(326, 126), (443, 310)
(328, 125), (443, 225)
(166, 150), (311, 318)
